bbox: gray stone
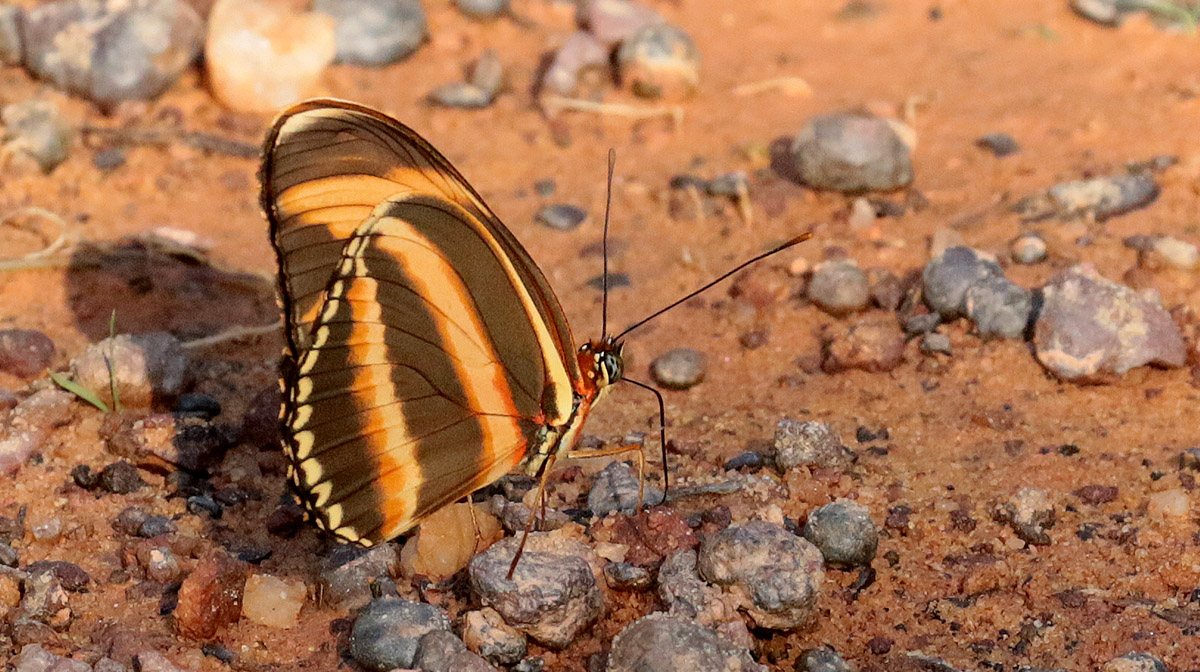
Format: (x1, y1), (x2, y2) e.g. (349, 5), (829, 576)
(975, 132), (1020, 158)
(808, 259), (870, 316)
(801, 500), (879, 569)
(579, 0), (662, 46)
(414, 630), (470, 672)
(319, 543), (400, 610)
(919, 332), (951, 356)
(697, 521), (825, 629)
(468, 532), (604, 649)
(1017, 173), (1159, 222)
(1034, 264), (1185, 382)
(313, 0), (426, 66)
(964, 275), (1032, 339)
(454, 0), (509, 20)
(428, 83), (493, 109)
(543, 31), (609, 96)
(1011, 233), (1047, 265)
(462, 607), (527, 665)
(798, 647), (855, 672)
(23, 0), (204, 105)
(903, 313), (941, 336)
(922, 246), (1004, 320)
(604, 561), (651, 591)
(607, 613), (765, 672)
(72, 332), (191, 409)
(350, 597), (452, 671)
(588, 461), (665, 517)
(773, 419), (854, 471)
(469, 50), (504, 96)
(1, 101), (72, 174)
(649, 348), (706, 390)
(535, 204), (588, 231)
(14, 644), (92, 672)
(616, 23), (700, 100)
(791, 113), (913, 192)
(656, 549), (721, 621)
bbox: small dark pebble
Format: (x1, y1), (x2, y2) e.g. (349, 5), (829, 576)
(0, 509), (26, 543)
(174, 393), (221, 420)
(723, 451), (763, 471)
(92, 147), (126, 171)
(604, 561), (651, 591)
(202, 642), (236, 663)
(113, 507), (150, 535)
(138, 514), (176, 538)
(884, 505), (911, 531)
(701, 505), (732, 529)
(534, 178), (557, 197)
(866, 637), (893, 655)
(454, 0), (509, 20)
(71, 464), (100, 490)
(669, 174), (708, 191)
(586, 272), (631, 291)
(949, 508), (976, 532)
(536, 204), (588, 231)
(350, 597), (452, 671)
(237, 548), (272, 564)
(802, 500), (879, 569)
(975, 132), (1020, 157)
(903, 312), (941, 336)
(26, 560), (91, 592)
(739, 329), (769, 350)
(1073, 484), (1118, 505)
(186, 494), (223, 518)
(855, 426), (888, 443)
(99, 461), (146, 494)
(0, 541), (18, 567)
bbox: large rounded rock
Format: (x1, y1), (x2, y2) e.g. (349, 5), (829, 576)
(468, 532), (604, 649)
(1034, 264), (1185, 382)
(791, 113), (914, 192)
(23, 0), (203, 105)
(697, 521), (824, 629)
(607, 613), (765, 672)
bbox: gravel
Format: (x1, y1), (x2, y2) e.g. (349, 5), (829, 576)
(801, 500), (879, 569)
(588, 461), (665, 516)
(975, 132), (1020, 157)
(791, 113), (914, 192)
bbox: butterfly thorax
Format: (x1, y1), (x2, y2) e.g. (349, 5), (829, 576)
(522, 338), (624, 478)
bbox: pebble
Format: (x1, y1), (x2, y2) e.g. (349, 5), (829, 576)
(708, 172), (750, 198)
(536, 204), (588, 232)
(1034, 264), (1185, 382)
(1018, 173), (1160, 222)
(807, 259), (870, 316)
(1070, 0), (1138, 27)
(17, 570), (70, 626)
(616, 23), (701, 100)
(174, 550), (247, 639)
(135, 651), (192, 672)
(400, 502), (502, 580)
(590, 506), (697, 568)
(975, 132), (1020, 157)
(0, 5), (21, 65)
(462, 607), (527, 665)
(137, 514), (175, 537)
(964, 275), (1032, 340)
(903, 312), (941, 336)
(791, 113), (914, 192)
(413, 630), (469, 672)
(173, 393), (221, 420)
(697, 521), (825, 629)
(649, 348), (707, 390)
(319, 544), (400, 610)
(1073, 484), (1118, 505)
(995, 488), (1056, 546)
(579, 0), (662, 46)
(1147, 488), (1189, 519)
(103, 414), (234, 472)
(241, 386), (282, 449)
(801, 500), (879, 569)
(1127, 234), (1200, 271)
(588, 461), (666, 516)
(139, 545), (181, 582)
(867, 268), (903, 311)
(13, 644), (92, 672)
(543, 31), (610, 97)
(206, 0), (337, 113)
(313, 0), (426, 65)
(98, 461), (146, 494)
(470, 50), (505, 97)
(22, 0), (203, 105)
(723, 451), (764, 472)
(798, 647), (854, 672)
(455, 0), (509, 20)
(26, 561), (90, 593)
(72, 332), (191, 409)
(429, 83), (494, 109)
(0, 541), (18, 567)
(920, 332), (951, 356)
(656, 550), (720, 621)
(469, 532), (604, 648)
(922, 246), (1004, 320)
(496, 499), (571, 534)
(607, 613), (765, 672)
(604, 561), (652, 590)
(241, 573), (306, 629)
(1101, 651), (1168, 672)
(0, 432), (39, 476)
(29, 517), (62, 540)
(111, 507), (149, 536)
(821, 320), (905, 373)
(1011, 232), (1048, 265)
(773, 419), (854, 471)
(10, 389), (77, 432)
(1, 102), (72, 174)
(534, 179), (557, 197)
(350, 597), (452, 671)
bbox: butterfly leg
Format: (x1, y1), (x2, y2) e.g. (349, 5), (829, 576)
(466, 495), (482, 552)
(564, 442), (648, 511)
(508, 452), (559, 580)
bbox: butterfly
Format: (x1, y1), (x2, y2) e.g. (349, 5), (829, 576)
(261, 98), (809, 550)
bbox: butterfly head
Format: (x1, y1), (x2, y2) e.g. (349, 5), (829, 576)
(579, 338), (624, 392)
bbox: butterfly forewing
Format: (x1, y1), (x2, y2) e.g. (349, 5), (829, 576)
(264, 100), (584, 543)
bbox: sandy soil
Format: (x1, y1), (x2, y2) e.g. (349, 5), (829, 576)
(2, 0), (1200, 670)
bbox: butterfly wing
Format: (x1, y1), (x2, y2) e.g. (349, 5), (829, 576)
(261, 100), (581, 543)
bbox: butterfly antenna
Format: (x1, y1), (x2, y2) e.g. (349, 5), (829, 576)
(622, 377), (669, 493)
(601, 149), (616, 339)
(613, 231), (813, 341)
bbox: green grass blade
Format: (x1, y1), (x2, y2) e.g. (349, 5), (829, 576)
(48, 371), (110, 413)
